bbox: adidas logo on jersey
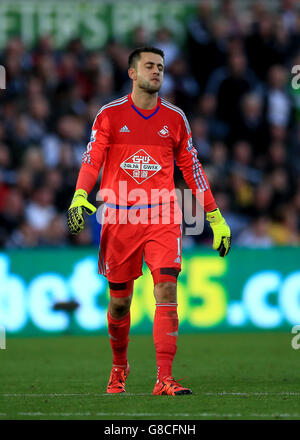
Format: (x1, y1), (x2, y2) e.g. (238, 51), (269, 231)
(120, 125), (130, 132)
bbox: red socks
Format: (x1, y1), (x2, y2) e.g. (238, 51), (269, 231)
(153, 303), (178, 381)
(107, 303), (179, 381)
(107, 310), (130, 368)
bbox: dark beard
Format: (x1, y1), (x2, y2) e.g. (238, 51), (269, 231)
(138, 78), (161, 94)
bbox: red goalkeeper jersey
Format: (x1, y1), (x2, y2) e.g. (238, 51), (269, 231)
(77, 94), (216, 211)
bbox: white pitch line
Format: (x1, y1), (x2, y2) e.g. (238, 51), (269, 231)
(0, 412), (300, 418)
(1, 392), (300, 397)
(0, 393), (91, 397)
(0, 393), (152, 397)
(205, 392), (300, 396)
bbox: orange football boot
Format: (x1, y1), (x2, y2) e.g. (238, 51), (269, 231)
(153, 376), (192, 396)
(106, 362), (130, 394)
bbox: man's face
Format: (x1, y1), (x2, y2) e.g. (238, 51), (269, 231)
(131, 52), (164, 93)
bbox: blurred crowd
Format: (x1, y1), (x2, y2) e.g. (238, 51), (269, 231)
(0, 0), (300, 249)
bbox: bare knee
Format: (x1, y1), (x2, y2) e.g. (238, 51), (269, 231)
(154, 282), (177, 303)
(109, 295), (132, 318)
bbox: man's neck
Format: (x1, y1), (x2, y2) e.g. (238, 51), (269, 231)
(131, 90), (158, 110)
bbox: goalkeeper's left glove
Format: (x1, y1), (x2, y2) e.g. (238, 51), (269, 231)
(206, 208), (231, 257)
(67, 189), (96, 235)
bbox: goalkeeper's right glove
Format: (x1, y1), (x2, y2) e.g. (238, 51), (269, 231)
(67, 189), (96, 235)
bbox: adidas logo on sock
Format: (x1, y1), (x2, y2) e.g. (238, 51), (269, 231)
(167, 331), (178, 337)
(120, 125), (130, 132)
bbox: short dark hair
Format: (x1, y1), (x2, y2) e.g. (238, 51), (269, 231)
(128, 46), (164, 69)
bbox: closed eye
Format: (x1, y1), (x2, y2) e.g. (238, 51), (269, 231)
(145, 63), (164, 72)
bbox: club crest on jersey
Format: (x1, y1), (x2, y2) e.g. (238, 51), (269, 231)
(120, 149), (162, 184)
(158, 125), (169, 138)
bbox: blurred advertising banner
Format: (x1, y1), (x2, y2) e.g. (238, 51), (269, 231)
(0, 0), (279, 49)
(0, 247), (300, 336)
(0, 1), (195, 48)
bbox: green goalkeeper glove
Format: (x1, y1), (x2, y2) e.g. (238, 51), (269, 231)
(67, 189), (96, 235)
(206, 208), (231, 257)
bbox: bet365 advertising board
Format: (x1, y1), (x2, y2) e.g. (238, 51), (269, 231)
(0, 247), (300, 336)
(0, 1), (195, 49)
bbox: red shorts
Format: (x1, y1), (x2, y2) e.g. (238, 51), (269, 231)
(98, 204), (182, 283)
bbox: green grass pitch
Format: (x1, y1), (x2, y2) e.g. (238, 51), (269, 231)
(0, 332), (299, 420)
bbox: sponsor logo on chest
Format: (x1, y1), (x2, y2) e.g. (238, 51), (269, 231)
(120, 149), (162, 184)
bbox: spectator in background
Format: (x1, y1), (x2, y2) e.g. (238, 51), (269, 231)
(250, 182), (274, 218)
(272, 14), (294, 64)
(66, 37), (87, 67)
(230, 172), (254, 215)
(264, 64), (293, 135)
(209, 17), (231, 69)
(227, 92), (267, 155)
(33, 53), (58, 94)
(214, 190), (249, 239)
(9, 115), (36, 167)
(279, 0), (299, 33)
(25, 186), (57, 236)
(287, 18), (300, 61)
(0, 142), (15, 185)
(26, 75), (46, 102)
(229, 140), (262, 185)
(218, 0), (244, 37)
(236, 215), (274, 247)
(93, 71), (119, 104)
(42, 115), (86, 168)
(190, 116), (211, 160)
(130, 26), (152, 49)
(205, 51), (261, 127)
(292, 184), (300, 232)
(27, 96), (50, 144)
(265, 141), (290, 173)
(153, 27), (180, 69)
(290, 120), (300, 175)
(197, 94), (229, 141)
(39, 214), (68, 247)
(0, 188), (24, 246)
(15, 168), (34, 200)
(187, 0), (214, 88)
(245, 13), (280, 81)
(32, 35), (56, 63)
(107, 41), (131, 93)
(269, 203), (300, 245)
(167, 57), (200, 111)
(57, 52), (79, 85)
(2, 39), (28, 98)
(268, 167), (294, 210)
(7, 221), (39, 248)
(206, 141), (229, 186)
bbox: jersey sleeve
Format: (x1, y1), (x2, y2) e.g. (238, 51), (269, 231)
(174, 114), (217, 212)
(76, 109), (110, 193)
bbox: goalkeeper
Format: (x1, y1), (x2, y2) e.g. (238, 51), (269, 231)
(67, 46), (231, 396)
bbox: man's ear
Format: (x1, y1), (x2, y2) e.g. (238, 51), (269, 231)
(128, 67), (137, 81)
